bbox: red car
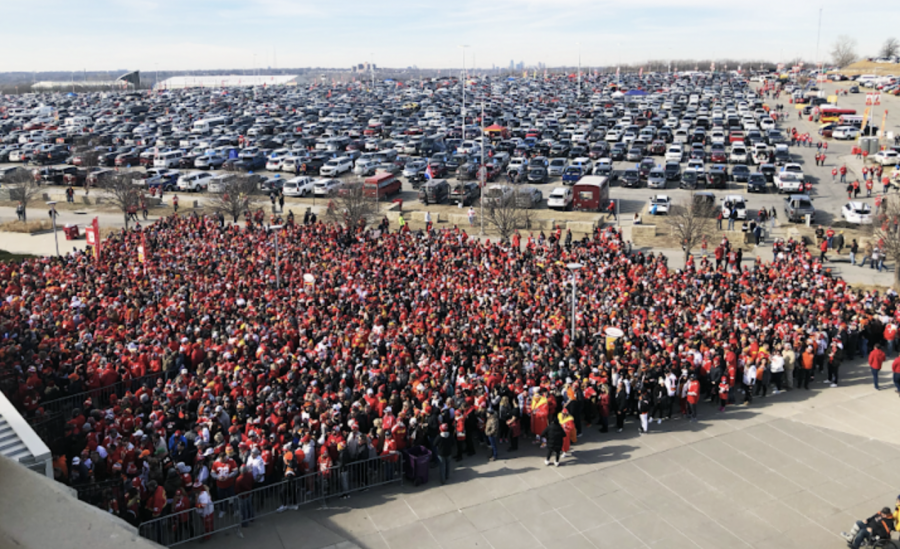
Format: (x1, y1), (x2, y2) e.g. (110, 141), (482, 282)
(649, 140), (667, 155)
(115, 152), (140, 167)
(710, 146), (727, 163)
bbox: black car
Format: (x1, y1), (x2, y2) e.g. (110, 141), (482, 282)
(680, 170), (699, 190)
(610, 143), (627, 161)
(664, 161), (681, 181)
(747, 173), (768, 193)
(759, 163), (777, 183)
(731, 164), (750, 183)
(621, 169), (641, 188)
(526, 166), (549, 184)
(456, 162), (479, 181)
(550, 143), (570, 157)
(706, 166), (728, 189)
(450, 182), (480, 206)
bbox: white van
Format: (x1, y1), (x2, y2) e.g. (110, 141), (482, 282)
(154, 150), (184, 168)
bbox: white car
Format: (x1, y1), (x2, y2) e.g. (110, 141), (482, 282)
(832, 126), (860, 140)
(207, 174), (233, 193)
(722, 195), (748, 220)
(871, 150), (899, 166)
(605, 129), (622, 142)
(353, 159), (378, 176)
(265, 157), (284, 171)
(319, 156), (353, 177)
(546, 187), (573, 210)
(729, 146), (748, 164)
(282, 176), (316, 197)
(507, 157), (527, 173)
(665, 146), (684, 163)
(280, 156), (301, 173)
(313, 178), (341, 196)
(177, 171), (213, 192)
(782, 163), (805, 180)
(841, 201), (873, 224)
(648, 195), (671, 215)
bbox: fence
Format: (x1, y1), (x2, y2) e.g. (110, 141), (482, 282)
(40, 371), (167, 419)
(138, 452), (403, 547)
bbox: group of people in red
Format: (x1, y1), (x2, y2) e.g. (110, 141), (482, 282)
(2, 211), (898, 542)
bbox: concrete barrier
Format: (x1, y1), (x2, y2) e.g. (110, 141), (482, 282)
(566, 220), (598, 233)
(447, 214), (472, 226)
(409, 211), (444, 223)
(631, 225), (657, 240)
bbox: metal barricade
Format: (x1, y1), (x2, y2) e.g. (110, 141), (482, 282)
(137, 452), (403, 547)
(75, 477), (124, 507)
(40, 371), (167, 418)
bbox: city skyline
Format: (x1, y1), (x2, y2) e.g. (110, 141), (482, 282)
(1, 0), (898, 72)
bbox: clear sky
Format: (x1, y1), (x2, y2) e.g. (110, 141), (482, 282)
(3, 0), (899, 72)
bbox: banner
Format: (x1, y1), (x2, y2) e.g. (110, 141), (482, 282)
(860, 107), (871, 136)
(881, 110), (889, 138)
(84, 217), (101, 261)
(137, 234), (146, 264)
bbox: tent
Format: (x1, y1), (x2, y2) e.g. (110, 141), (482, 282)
(624, 89), (648, 96)
(483, 123), (509, 139)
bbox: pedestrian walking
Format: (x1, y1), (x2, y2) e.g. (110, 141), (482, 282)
(541, 416), (566, 467)
(869, 345), (886, 390)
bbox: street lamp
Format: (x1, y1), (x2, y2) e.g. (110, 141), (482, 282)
(566, 262), (583, 341)
(459, 45), (470, 143)
(269, 224), (284, 289)
(46, 201), (59, 256)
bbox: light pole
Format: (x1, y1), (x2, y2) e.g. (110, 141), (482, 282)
(46, 201), (59, 256)
(270, 224), (283, 289)
(577, 42), (582, 97)
(567, 262), (583, 341)
(459, 45), (470, 144)
(480, 100), (486, 236)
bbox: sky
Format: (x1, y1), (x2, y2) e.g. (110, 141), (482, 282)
(2, 0), (899, 73)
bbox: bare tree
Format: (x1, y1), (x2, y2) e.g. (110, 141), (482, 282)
(209, 174), (259, 222)
(664, 192), (718, 263)
(482, 186), (534, 241)
(873, 196), (900, 287)
(97, 172), (141, 229)
(880, 37), (900, 59)
(324, 181), (378, 229)
(831, 35), (859, 68)
(7, 169), (42, 221)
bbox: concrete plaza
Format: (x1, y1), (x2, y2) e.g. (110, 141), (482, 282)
(192, 358), (900, 549)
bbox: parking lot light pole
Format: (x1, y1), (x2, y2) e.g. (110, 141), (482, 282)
(46, 201), (59, 256)
(480, 100), (485, 236)
(270, 224), (284, 289)
(459, 45), (469, 144)
(567, 262), (583, 341)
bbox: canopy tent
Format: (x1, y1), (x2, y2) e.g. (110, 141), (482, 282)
(624, 89), (648, 96)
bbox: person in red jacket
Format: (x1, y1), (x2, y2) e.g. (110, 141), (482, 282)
(235, 465), (255, 527)
(211, 450), (238, 515)
(869, 345), (886, 390)
(892, 354), (900, 393)
(686, 374), (700, 421)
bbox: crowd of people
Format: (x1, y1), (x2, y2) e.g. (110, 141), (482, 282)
(2, 212), (900, 540)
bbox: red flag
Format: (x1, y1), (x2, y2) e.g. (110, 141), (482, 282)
(85, 217), (101, 261)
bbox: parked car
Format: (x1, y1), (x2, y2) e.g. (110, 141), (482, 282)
(722, 195), (748, 220)
(515, 186), (543, 209)
(282, 176), (316, 197)
(319, 156), (353, 176)
(450, 182), (480, 206)
(841, 201), (872, 224)
(647, 168), (667, 189)
(418, 179), (450, 205)
(648, 195), (671, 215)
(747, 173), (768, 193)
(177, 171), (213, 192)
(784, 194), (816, 223)
(313, 178), (342, 196)
(621, 168), (641, 188)
(547, 186), (573, 210)
(871, 150), (899, 166)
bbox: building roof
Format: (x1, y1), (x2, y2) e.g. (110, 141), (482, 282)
(156, 74), (298, 89)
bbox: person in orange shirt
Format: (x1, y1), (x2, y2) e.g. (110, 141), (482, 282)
(799, 346), (815, 390)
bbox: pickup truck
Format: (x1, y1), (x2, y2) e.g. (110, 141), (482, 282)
(562, 166), (584, 185)
(774, 172), (804, 194)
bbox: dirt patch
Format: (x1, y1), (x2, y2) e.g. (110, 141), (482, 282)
(0, 220), (53, 233)
(840, 61), (900, 75)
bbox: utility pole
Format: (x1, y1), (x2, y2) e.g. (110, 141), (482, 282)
(480, 100), (485, 236)
(577, 42), (582, 97)
(460, 45), (470, 146)
(815, 8), (823, 67)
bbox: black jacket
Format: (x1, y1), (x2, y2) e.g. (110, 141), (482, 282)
(865, 513), (895, 539)
(541, 423), (566, 452)
(435, 434), (455, 457)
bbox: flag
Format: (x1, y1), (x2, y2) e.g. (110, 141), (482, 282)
(137, 234), (146, 264)
(616, 67), (620, 77)
(85, 217), (101, 261)
(424, 165), (433, 180)
(639, 67), (643, 77)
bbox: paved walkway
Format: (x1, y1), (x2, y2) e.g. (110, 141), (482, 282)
(187, 357), (900, 549)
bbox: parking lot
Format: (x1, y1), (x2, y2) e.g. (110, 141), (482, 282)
(0, 72), (898, 237)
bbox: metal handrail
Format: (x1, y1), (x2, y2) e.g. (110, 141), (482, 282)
(138, 452), (403, 546)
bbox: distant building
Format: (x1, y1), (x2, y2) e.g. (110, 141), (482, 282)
(32, 70), (140, 91)
(154, 74), (298, 90)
